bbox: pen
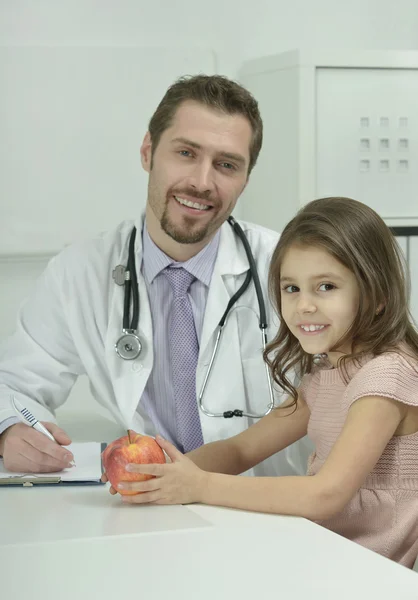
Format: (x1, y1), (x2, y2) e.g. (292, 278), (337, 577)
(11, 396), (76, 467)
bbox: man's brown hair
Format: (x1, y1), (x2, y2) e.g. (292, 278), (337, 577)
(148, 74), (263, 175)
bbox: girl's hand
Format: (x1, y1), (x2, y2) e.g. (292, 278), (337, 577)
(116, 435), (208, 505)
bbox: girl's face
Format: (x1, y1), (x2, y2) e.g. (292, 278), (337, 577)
(280, 244), (360, 367)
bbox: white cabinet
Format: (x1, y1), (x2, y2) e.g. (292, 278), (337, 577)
(395, 232), (418, 325)
(239, 50), (418, 232)
(239, 50), (418, 325)
(408, 236), (418, 325)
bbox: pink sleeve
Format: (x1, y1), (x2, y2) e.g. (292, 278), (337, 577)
(346, 352), (418, 409)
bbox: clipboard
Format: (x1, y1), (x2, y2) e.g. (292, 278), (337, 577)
(0, 442), (107, 487)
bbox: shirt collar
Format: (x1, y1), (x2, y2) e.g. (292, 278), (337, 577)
(141, 224), (220, 287)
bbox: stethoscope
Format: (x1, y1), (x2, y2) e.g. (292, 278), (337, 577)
(112, 216), (275, 419)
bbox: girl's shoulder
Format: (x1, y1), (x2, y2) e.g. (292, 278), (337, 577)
(354, 346), (418, 377)
(346, 346), (418, 408)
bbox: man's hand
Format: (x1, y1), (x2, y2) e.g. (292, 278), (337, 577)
(0, 422), (74, 473)
(102, 435), (208, 505)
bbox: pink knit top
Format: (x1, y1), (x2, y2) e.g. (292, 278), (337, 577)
(300, 351), (418, 568)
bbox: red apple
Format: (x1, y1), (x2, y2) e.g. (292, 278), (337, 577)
(102, 430), (165, 496)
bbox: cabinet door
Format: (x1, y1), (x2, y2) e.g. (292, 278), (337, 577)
(395, 235), (418, 326)
(410, 237), (418, 325)
(316, 67), (418, 219)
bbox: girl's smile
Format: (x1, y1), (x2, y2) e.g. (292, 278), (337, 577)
(280, 244), (360, 365)
(298, 323), (330, 335)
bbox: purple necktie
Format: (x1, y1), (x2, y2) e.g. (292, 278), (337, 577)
(163, 266), (204, 453)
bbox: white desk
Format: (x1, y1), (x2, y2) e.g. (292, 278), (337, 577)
(0, 484), (417, 600)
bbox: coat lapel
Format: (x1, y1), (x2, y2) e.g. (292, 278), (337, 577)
(199, 219), (249, 363)
(105, 216), (153, 427)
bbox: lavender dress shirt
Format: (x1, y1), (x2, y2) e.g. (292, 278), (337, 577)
(138, 225), (220, 447)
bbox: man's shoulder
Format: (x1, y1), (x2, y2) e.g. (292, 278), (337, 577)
(52, 219), (136, 272)
(63, 220), (133, 253)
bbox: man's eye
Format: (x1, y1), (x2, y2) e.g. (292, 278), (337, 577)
(179, 150), (192, 157)
(220, 162), (235, 170)
(319, 283), (335, 291)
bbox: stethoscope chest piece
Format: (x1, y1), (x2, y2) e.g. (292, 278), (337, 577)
(115, 330), (142, 360)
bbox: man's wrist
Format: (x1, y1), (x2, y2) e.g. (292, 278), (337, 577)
(0, 421), (19, 456)
(0, 429), (8, 456)
(0, 417), (20, 437)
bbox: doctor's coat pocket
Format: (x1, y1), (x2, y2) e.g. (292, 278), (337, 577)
(241, 356), (270, 409)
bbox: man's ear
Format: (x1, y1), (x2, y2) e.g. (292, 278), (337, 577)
(140, 132), (152, 172)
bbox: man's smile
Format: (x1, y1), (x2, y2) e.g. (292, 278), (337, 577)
(173, 195), (212, 211)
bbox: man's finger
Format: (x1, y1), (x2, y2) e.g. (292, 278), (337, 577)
(17, 440), (74, 471)
(42, 422), (72, 446)
(24, 427), (74, 464)
(6, 424), (73, 466)
(4, 443), (70, 473)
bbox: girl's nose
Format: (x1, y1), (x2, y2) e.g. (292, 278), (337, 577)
(296, 294), (317, 314)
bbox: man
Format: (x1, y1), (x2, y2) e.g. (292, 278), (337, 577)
(0, 75), (310, 477)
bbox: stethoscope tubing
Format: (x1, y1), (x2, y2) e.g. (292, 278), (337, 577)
(115, 217), (276, 418)
(197, 317), (275, 419)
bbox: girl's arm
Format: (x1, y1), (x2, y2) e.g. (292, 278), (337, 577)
(103, 393), (309, 494)
(120, 394), (405, 520)
(197, 394), (406, 519)
(185, 393), (310, 475)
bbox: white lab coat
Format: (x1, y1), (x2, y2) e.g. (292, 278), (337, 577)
(0, 216), (313, 476)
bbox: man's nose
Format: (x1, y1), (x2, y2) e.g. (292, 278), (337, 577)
(189, 160), (215, 194)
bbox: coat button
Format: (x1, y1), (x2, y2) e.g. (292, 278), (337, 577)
(132, 361), (143, 372)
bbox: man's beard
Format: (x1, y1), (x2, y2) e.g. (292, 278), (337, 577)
(160, 206), (212, 244)
(158, 185), (220, 244)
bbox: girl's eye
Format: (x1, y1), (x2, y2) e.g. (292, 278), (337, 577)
(319, 283), (335, 292)
(283, 285), (299, 293)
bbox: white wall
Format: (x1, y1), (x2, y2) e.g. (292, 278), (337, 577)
(1, 0), (418, 75)
(1, 0), (418, 418)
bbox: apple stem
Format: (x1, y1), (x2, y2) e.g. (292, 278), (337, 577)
(127, 430), (132, 444)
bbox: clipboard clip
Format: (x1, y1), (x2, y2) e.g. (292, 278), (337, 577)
(0, 477), (61, 486)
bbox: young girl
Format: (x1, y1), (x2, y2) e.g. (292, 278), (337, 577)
(114, 197), (418, 569)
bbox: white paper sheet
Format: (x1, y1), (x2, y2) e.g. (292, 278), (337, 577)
(0, 442), (103, 482)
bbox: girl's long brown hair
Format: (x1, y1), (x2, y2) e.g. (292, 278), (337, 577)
(263, 197), (418, 407)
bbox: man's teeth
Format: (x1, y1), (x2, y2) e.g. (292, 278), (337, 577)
(175, 196), (210, 210)
(301, 324), (326, 332)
